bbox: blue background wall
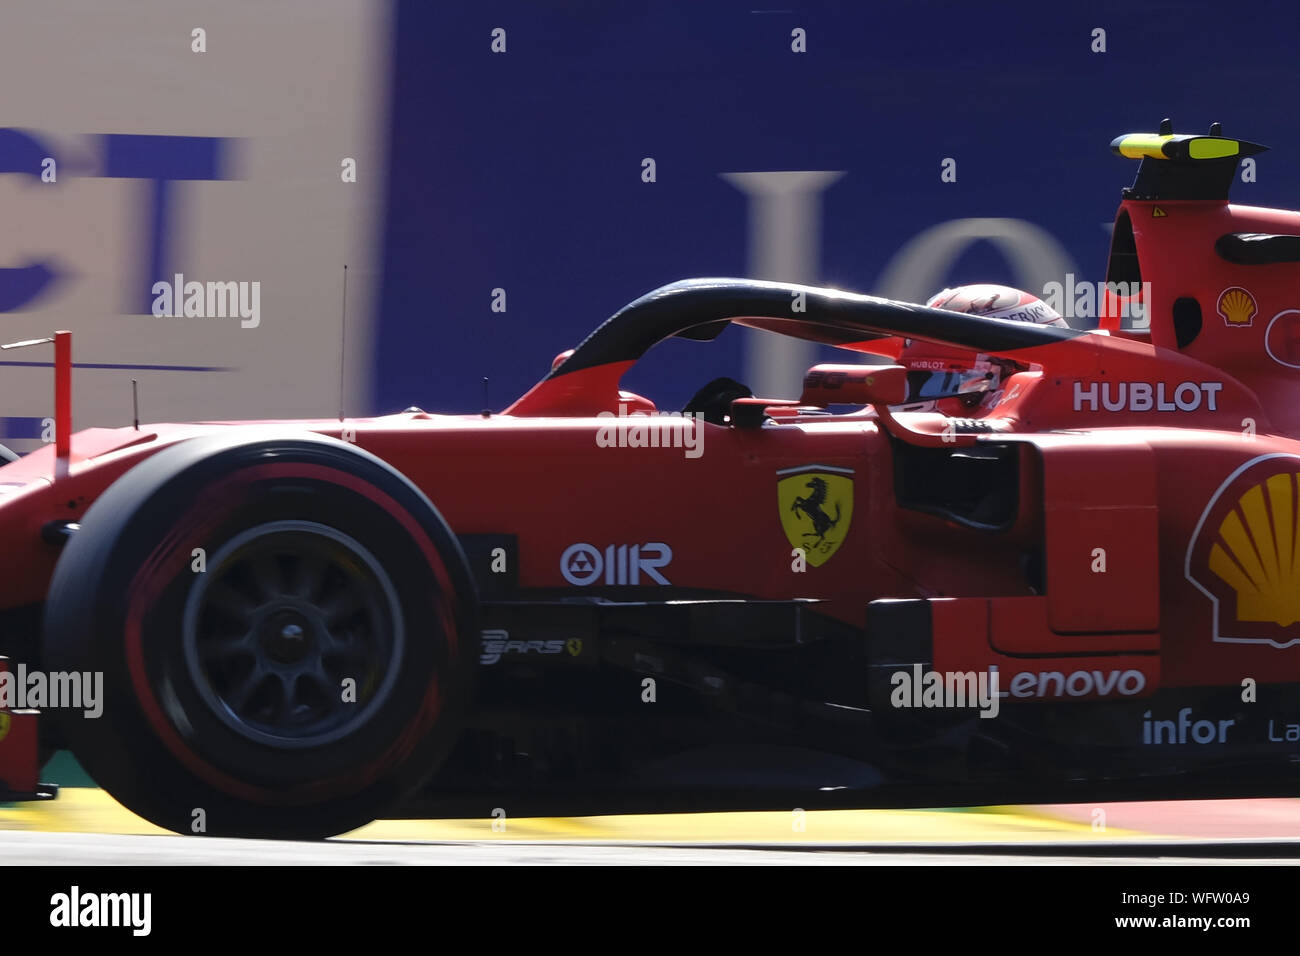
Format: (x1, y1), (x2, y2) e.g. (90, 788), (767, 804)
(375, 0), (1300, 414)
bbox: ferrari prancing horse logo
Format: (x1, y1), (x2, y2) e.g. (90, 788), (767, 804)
(777, 465), (854, 567)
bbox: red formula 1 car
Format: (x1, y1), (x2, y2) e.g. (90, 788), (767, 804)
(3, 123), (1300, 838)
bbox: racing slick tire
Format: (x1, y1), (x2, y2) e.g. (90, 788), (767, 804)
(42, 432), (478, 839)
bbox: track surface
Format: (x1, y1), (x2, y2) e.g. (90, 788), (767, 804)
(6, 786), (1300, 863)
(3, 829), (1299, 865)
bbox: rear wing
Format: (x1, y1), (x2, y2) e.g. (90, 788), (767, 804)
(1110, 120), (1267, 201)
(0, 331), (71, 473)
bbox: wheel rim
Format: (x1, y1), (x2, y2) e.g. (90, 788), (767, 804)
(182, 520), (405, 749)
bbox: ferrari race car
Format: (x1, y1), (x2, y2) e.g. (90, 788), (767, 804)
(4, 122), (1300, 839)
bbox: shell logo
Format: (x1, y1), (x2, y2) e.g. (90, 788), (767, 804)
(1208, 474), (1300, 624)
(1217, 287), (1257, 327)
(1187, 455), (1300, 647)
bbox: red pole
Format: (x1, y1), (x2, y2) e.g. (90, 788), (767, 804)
(54, 330), (70, 464)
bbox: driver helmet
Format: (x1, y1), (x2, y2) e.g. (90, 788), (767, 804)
(896, 284), (1065, 410)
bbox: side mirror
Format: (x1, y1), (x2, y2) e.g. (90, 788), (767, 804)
(729, 397), (801, 428)
(800, 364), (907, 407)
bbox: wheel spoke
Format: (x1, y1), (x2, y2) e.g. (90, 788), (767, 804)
(295, 663), (335, 715)
(198, 627), (256, 662)
(322, 587), (364, 627)
(308, 659), (334, 695)
(267, 671), (292, 723)
(227, 666), (271, 716)
(290, 553), (328, 602)
(249, 552), (285, 601)
(318, 626), (345, 653)
(205, 580), (259, 622)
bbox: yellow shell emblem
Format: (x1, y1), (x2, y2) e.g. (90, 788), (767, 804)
(1208, 472), (1300, 626)
(1217, 287), (1257, 327)
(0, 712), (9, 742)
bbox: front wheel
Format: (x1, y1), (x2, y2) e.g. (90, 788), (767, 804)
(43, 433), (477, 839)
